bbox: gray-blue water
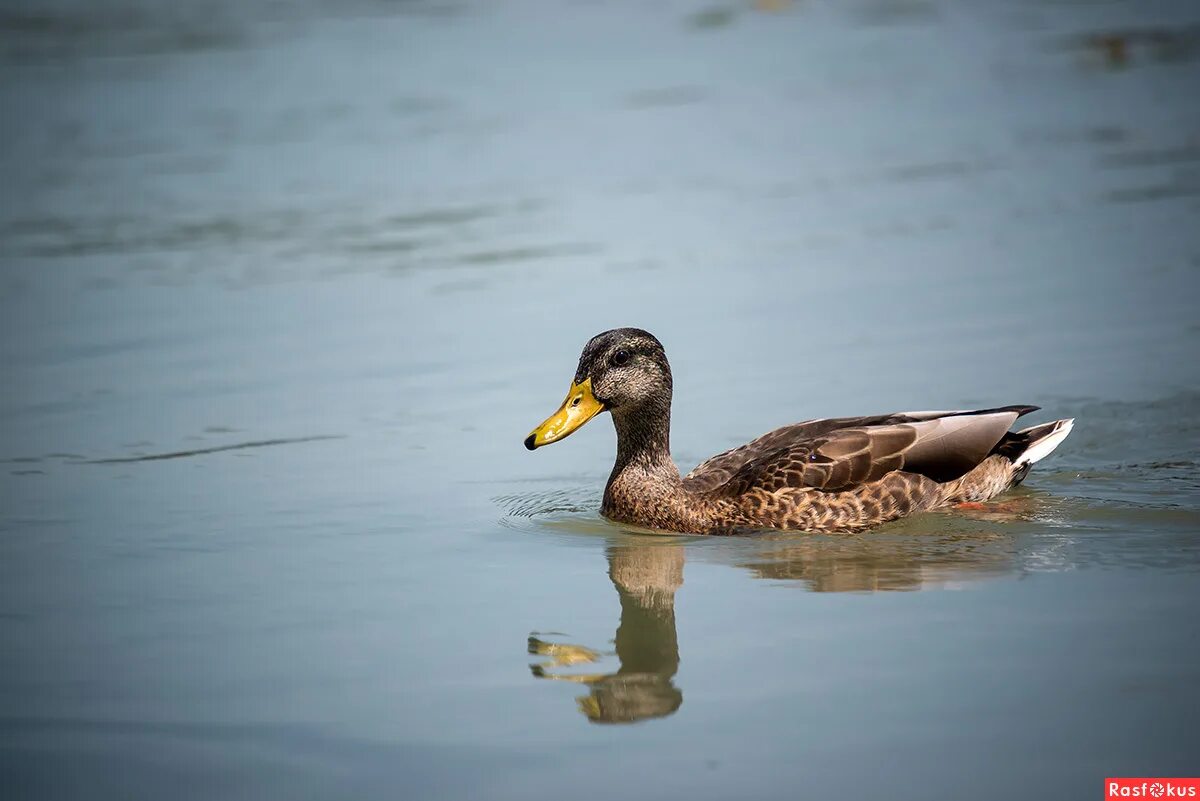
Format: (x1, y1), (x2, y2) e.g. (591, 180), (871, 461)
(2, 1), (1199, 798)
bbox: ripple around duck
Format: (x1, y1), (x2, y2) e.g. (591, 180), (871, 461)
(492, 466), (1200, 588)
(494, 487), (692, 543)
(494, 387), (1200, 577)
(493, 487), (600, 519)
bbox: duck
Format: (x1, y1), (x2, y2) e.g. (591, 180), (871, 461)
(524, 328), (1073, 535)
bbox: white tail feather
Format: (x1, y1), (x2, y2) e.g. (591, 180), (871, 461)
(1014, 419), (1074, 467)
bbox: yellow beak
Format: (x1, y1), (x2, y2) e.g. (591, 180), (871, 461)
(525, 378), (605, 450)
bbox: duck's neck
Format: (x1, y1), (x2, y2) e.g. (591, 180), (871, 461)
(610, 399), (677, 479)
(603, 399), (687, 525)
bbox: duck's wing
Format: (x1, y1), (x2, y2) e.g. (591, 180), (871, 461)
(683, 415), (910, 492)
(690, 407), (1037, 495)
(684, 410), (998, 491)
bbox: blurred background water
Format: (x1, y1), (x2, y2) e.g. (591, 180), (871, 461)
(1, 0), (1199, 798)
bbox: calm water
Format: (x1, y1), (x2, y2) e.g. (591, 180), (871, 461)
(2, 0), (1199, 798)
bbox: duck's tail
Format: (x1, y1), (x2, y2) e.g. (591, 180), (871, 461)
(1004, 418), (1074, 484)
(1012, 419), (1074, 467)
(939, 418), (1074, 506)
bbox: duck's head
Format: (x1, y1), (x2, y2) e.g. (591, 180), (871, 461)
(525, 328), (672, 450)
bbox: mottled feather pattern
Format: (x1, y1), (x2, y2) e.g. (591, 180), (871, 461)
(617, 409), (1067, 534)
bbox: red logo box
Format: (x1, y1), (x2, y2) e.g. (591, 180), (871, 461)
(1106, 779), (1200, 799)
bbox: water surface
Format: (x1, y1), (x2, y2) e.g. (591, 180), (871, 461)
(2, 1), (1199, 799)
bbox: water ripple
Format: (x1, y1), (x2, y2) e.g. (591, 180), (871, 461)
(83, 435), (344, 464)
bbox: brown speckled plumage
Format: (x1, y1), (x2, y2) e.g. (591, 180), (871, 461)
(528, 329), (1074, 535)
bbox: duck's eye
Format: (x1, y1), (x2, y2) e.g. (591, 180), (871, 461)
(612, 349), (630, 367)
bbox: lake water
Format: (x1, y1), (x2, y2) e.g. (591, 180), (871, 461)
(2, 0), (1199, 798)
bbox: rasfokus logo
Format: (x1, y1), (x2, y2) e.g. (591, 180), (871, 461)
(1107, 779), (1200, 799)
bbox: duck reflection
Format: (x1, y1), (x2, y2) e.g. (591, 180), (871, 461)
(737, 531), (1015, 591)
(529, 541), (683, 724)
(529, 511), (1026, 723)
